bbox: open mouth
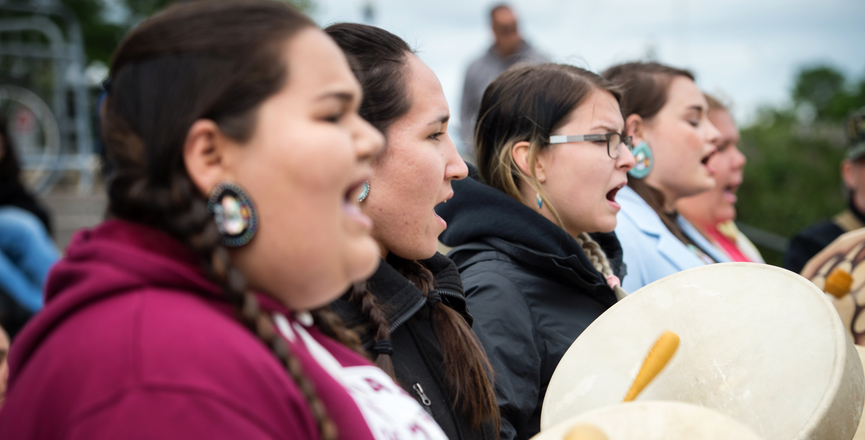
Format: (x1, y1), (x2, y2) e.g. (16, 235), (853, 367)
(606, 183), (626, 202)
(700, 150), (716, 167)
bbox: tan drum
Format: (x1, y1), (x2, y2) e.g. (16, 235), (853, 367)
(801, 229), (865, 344)
(541, 263), (865, 440)
(531, 401), (764, 440)
(855, 345), (865, 440)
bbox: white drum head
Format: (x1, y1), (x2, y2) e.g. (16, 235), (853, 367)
(541, 263), (865, 440)
(532, 401), (764, 440)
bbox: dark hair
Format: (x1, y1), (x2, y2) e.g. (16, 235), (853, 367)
(602, 61), (702, 249)
(474, 62), (627, 297)
(325, 23), (499, 431)
(101, 3), (360, 439)
(0, 119), (20, 183)
(325, 23), (411, 137)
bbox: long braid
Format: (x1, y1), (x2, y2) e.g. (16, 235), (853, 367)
(575, 233), (628, 299)
(350, 257), (499, 432)
(348, 281), (397, 377)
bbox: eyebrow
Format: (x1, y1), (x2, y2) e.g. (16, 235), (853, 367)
(427, 114), (450, 126)
(590, 124), (623, 133)
(686, 105), (705, 115)
(316, 91), (355, 103)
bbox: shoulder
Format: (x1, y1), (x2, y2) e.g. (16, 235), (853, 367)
(791, 219), (844, 246)
(6, 287), (311, 438)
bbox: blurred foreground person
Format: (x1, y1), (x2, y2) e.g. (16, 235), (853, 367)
(0, 119), (59, 336)
(326, 23), (499, 440)
(438, 63), (635, 439)
(459, 4), (547, 150)
(785, 108), (865, 273)
(604, 62), (727, 293)
(0, 2), (450, 439)
(678, 95), (764, 263)
(0, 326), (8, 409)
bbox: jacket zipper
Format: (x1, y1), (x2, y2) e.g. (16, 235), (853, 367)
(432, 289), (474, 323)
(388, 297), (426, 333)
(412, 383), (433, 415)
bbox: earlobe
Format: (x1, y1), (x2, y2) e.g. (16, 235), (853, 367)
(184, 119), (227, 196)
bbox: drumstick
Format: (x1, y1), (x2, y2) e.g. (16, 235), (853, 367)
(563, 424), (608, 440)
(824, 267), (853, 299)
(623, 330), (680, 402)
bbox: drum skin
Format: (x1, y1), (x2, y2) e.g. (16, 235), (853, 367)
(540, 263), (865, 440)
(531, 401), (764, 440)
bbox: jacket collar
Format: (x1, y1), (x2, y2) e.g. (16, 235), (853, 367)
(617, 185), (729, 268)
(437, 166), (620, 307)
(331, 253), (470, 348)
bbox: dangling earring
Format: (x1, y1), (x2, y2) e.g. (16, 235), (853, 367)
(357, 181), (370, 202)
(536, 193), (544, 210)
(628, 141), (654, 179)
(207, 181), (258, 247)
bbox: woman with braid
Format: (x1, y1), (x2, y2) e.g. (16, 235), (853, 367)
(324, 24), (499, 440)
(435, 64), (636, 440)
(0, 2), (448, 439)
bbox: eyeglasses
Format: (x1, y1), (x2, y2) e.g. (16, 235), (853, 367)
(548, 132), (633, 159)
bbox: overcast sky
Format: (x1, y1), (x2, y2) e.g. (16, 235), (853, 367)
(311, 0), (865, 141)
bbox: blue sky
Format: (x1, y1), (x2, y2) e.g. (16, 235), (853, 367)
(312, 0), (865, 139)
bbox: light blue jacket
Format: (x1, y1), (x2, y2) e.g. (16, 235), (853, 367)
(615, 185), (730, 293)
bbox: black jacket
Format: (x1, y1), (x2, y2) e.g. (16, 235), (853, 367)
(435, 170), (624, 440)
(784, 198), (865, 273)
(331, 253), (496, 440)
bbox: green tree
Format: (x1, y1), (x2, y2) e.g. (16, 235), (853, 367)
(59, 0), (316, 64)
(737, 65), (865, 265)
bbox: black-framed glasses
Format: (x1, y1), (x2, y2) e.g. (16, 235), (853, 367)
(548, 132), (633, 159)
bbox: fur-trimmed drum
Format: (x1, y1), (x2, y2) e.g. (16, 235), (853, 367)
(541, 263), (865, 440)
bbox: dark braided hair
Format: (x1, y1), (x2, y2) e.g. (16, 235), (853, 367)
(326, 23), (500, 432)
(101, 2), (360, 439)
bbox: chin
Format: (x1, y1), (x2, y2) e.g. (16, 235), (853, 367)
(346, 237), (382, 282)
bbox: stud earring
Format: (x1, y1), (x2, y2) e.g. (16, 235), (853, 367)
(536, 193), (544, 210)
(357, 181), (370, 202)
(628, 141), (654, 179)
(207, 181), (258, 247)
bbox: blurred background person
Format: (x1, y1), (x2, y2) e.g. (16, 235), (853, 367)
(0, 119), (60, 337)
(785, 108), (865, 273)
(678, 94), (764, 263)
(604, 62), (727, 293)
(459, 3), (547, 154)
(326, 23), (499, 439)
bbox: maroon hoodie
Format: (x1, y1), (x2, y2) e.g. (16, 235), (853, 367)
(0, 220), (446, 439)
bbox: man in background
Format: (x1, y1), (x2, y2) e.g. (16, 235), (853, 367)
(459, 4), (548, 154)
(785, 108), (865, 273)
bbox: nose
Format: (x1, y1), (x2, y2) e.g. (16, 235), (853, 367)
(732, 145), (746, 170)
(618, 141), (636, 171)
(444, 133), (468, 181)
(354, 115), (385, 162)
(705, 119), (722, 147)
